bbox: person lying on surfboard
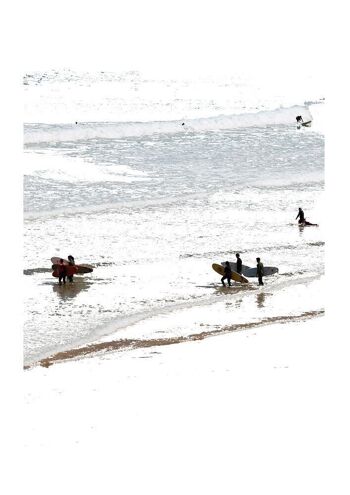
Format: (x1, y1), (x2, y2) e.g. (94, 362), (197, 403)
(221, 261), (232, 287)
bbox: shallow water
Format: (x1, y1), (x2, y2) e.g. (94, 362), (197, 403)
(23, 73), (324, 366)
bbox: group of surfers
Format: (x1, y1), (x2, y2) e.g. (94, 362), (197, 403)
(221, 254), (264, 288)
(57, 255), (76, 285)
(221, 207), (318, 288)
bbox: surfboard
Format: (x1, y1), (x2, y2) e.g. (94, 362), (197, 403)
(298, 222), (319, 227)
(243, 266), (279, 278)
(51, 257), (94, 274)
(221, 262), (278, 277)
(212, 263), (249, 284)
(301, 121), (312, 127)
(52, 265), (78, 277)
(221, 262), (251, 274)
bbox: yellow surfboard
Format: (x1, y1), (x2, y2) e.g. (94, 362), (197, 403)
(212, 263), (249, 284)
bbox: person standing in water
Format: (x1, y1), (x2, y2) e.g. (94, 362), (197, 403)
(58, 259), (67, 285)
(221, 261), (232, 287)
(67, 255), (75, 283)
(296, 208), (318, 226)
(235, 253), (242, 274)
(256, 257), (264, 286)
(296, 207), (305, 224)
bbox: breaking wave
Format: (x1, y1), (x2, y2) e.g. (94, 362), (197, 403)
(24, 105), (312, 144)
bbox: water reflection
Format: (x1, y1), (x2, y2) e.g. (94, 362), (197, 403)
(256, 291), (266, 308)
(52, 278), (92, 299)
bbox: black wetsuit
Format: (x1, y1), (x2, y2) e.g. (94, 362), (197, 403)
(67, 256), (75, 282)
(296, 209), (305, 224)
(58, 264), (67, 285)
(257, 262), (264, 286)
(221, 265), (232, 287)
(236, 258), (242, 274)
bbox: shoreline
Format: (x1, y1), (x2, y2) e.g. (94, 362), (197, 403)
(24, 312), (338, 494)
(25, 309), (324, 370)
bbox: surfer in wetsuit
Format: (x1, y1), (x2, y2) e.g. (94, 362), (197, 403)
(296, 207), (305, 224)
(296, 208), (318, 226)
(235, 253), (242, 274)
(221, 261), (232, 287)
(296, 115), (303, 124)
(256, 257), (264, 286)
(67, 255), (75, 283)
(58, 259), (67, 285)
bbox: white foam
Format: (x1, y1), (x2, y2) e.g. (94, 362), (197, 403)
(24, 105), (313, 144)
(23, 151), (149, 183)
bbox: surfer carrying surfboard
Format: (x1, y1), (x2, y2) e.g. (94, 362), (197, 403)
(235, 253), (242, 274)
(256, 258), (264, 286)
(57, 259), (67, 285)
(221, 261), (232, 287)
(67, 255), (75, 283)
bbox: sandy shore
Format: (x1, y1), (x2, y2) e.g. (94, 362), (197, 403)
(21, 312), (347, 495)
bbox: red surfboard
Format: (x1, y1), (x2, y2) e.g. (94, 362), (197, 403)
(52, 265), (78, 277)
(51, 257), (93, 274)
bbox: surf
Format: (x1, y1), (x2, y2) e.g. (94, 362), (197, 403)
(24, 105), (313, 144)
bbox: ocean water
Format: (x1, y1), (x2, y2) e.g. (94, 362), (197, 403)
(23, 70), (325, 366)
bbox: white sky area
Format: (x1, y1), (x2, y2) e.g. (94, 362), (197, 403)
(21, 0), (324, 79)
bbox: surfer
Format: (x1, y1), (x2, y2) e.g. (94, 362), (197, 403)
(235, 253), (242, 274)
(296, 208), (318, 226)
(58, 259), (67, 285)
(295, 207), (305, 224)
(221, 261), (232, 287)
(256, 257), (264, 286)
(67, 255), (75, 283)
(296, 115), (303, 124)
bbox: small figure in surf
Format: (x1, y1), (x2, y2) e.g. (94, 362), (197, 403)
(296, 208), (318, 226)
(296, 115), (304, 124)
(67, 255), (75, 283)
(256, 257), (264, 286)
(235, 253), (242, 274)
(221, 261), (232, 287)
(296, 207), (305, 224)
(58, 259), (67, 285)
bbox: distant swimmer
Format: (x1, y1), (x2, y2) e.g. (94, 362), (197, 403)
(75, 121), (78, 124)
(235, 253), (242, 274)
(181, 122), (185, 126)
(296, 207), (305, 224)
(221, 261), (232, 287)
(256, 257), (264, 286)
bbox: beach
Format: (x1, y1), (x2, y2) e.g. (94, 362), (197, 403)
(23, 311), (345, 495)
(18, 66), (342, 493)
